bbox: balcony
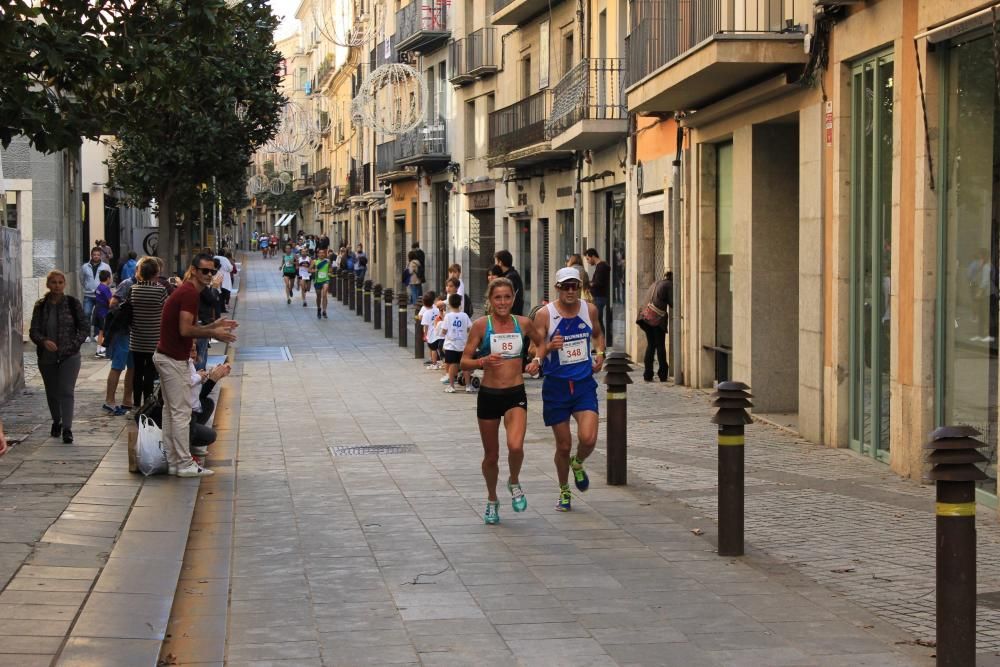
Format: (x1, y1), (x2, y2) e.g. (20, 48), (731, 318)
(488, 91), (573, 168)
(396, 0), (449, 54)
(398, 118), (449, 168)
(449, 28), (498, 85)
(313, 167), (330, 191)
(492, 0), (565, 26)
(293, 174), (314, 193)
(545, 58), (627, 150)
(370, 36), (397, 70)
(375, 140), (417, 181)
(626, 0), (808, 112)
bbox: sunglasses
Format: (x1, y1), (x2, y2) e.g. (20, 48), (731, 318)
(559, 283), (581, 291)
(198, 268), (218, 276)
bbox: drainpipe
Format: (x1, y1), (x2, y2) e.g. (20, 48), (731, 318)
(671, 115), (683, 385)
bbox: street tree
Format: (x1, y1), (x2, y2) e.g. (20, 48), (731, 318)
(107, 0), (283, 270)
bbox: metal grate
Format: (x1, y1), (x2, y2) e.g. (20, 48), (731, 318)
(329, 444), (417, 457)
(236, 346), (292, 361)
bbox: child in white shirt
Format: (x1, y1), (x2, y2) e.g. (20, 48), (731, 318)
(419, 292), (443, 369)
(441, 293), (473, 393)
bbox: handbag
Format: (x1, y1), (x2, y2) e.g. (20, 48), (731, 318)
(640, 302), (667, 328)
(136, 414), (168, 476)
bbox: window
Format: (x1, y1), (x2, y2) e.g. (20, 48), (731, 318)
(563, 32), (574, 77)
(521, 56), (532, 97)
(438, 65), (448, 121)
(466, 100), (476, 156)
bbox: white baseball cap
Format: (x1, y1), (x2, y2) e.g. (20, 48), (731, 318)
(555, 267), (582, 286)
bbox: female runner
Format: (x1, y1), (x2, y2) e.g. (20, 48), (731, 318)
(280, 244), (296, 304)
(461, 278), (546, 524)
(296, 247), (312, 307)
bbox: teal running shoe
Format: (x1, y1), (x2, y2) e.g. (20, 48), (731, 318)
(556, 486), (572, 512)
(570, 456), (590, 492)
(507, 480), (527, 512)
(484, 501), (500, 525)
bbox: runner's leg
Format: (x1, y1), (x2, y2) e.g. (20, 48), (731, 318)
(478, 419), (501, 502)
(573, 410), (598, 462)
(503, 408), (526, 485)
(552, 420), (573, 488)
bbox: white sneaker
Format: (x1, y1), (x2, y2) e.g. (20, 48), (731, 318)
(440, 375), (450, 384)
(167, 464), (178, 475)
(191, 446), (208, 456)
(444, 386), (456, 393)
(466, 386), (476, 393)
(176, 462), (214, 477)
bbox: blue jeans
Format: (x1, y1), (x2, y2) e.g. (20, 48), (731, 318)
(592, 297), (609, 341)
(195, 337), (209, 371)
(408, 284), (423, 305)
(83, 295), (97, 335)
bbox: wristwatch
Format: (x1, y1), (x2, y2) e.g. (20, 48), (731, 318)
(596, 350), (606, 357)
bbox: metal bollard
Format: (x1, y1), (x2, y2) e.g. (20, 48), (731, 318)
(383, 289), (393, 339)
(603, 352), (633, 485)
(363, 280), (372, 322)
(373, 284), (382, 330)
(348, 273), (357, 311)
(338, 269), (346, 303)
(330, 267), (338, 301)
(711, 381), (752, 557)
(355, 277), (364, 316)
(397, 291), (408, 348)
(414, 308), (425, 360)
(927, 425), (987, 667)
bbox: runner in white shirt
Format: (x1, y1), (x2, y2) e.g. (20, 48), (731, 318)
(419, 292), (443, 369)
(296, 248), (312, 307)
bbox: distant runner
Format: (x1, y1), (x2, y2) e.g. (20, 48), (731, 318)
(532, 267), (606, 512)
(313, 248), (331, 319)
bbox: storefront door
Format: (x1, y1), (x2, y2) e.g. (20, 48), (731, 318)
(849, 51), (894, 462)
(938, 31), (999, 500)
(604, 189), (626, 348)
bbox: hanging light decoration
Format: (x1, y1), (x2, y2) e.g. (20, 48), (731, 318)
(248, 174), (268, 194)
(269, 178), (286, 195)
(313, 0), (382, 48)
(266, 100), (314, 154)
(356, 62), (427, 135)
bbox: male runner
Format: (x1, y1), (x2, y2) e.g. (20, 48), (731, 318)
(312, 248), (331, 319)
(532, 267), (606, 511)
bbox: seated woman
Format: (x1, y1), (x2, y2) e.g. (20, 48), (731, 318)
(187, 342), (231, 458)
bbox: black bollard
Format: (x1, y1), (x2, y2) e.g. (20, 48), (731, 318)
(603, 352), (633, 485)
(927, 425), (987, 667)
(383, 289), (393, 339)
(363, 280), (372, 322)
(398, 291), (408, 348)
(414, 307), (425, 360)
(373, 284), (382, 330)
(348, 273), (356, 311)
(330, 267), (338, 301)
(711, 381), (752, 558)
(355, 277), (364, 317)
(338, 269), (346, 304)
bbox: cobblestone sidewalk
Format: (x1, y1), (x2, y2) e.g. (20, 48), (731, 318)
(570, 378), (1000, 658)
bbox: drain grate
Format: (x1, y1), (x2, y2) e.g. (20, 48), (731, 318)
(329, 444), (417, 457)
(236, 346), (292, 361)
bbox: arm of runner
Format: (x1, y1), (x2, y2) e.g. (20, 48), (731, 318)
(525, 313), (548, 375)
(460, 319), (486, 372)
(588, 301), (606, 372)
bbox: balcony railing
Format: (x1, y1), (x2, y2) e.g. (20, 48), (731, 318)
(488, 90), (550, 156)
(449, 28), (497, 83)
(627, 0), (799, 85)
(396, 0), (449, 52)
(313, 167), (330, 190)
(349, 165), (362, 196)
(399, 118), (449, 164)
(546, 58), (626, 139)
(375, 140), (401, 176)
(370, 35), (397, 70)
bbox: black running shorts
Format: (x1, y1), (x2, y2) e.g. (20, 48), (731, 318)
(477, 385), (528, 420)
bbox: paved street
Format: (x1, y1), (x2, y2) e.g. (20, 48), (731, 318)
(163, 254), (940, 666)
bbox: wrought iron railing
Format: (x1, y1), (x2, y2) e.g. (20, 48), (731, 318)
(488, 90), (550, 156)
(313, 167), (330, 189)
(546, 58), (626, 138)
(349, 164), (362, 196)
(375, 140), (401, 175)
(400, 118), (448, 160)
(449, 28), (497, 81)
(396, 0), (448, 47)
(626, 0), (800, 84)
(370, 35), (397, 69)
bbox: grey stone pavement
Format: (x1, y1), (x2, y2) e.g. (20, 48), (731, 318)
(158, 253), (974, 667)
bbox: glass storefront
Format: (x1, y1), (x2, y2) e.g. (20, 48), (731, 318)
(938, 32), (998, 498)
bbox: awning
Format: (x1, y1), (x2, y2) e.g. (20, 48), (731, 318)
(274, 213), (290, 227)
(916, 3), (1000, 43)
(279, 213), (296, 227)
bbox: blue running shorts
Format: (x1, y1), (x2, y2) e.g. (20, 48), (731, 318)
(542, 375), (599, 426)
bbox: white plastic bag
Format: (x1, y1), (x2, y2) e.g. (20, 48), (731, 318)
(136, 414), (168, 476)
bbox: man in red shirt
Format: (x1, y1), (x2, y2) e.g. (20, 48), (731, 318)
(154, 253), (238, 477)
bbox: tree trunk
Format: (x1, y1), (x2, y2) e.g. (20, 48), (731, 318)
(156, 187), (180, 277)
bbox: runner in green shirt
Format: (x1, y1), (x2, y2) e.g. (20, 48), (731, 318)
(280, 244), (296, 304)
(312, 248), (331, 319)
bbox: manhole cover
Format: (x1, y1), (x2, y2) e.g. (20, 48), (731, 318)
(979, 591), (1000, 610)
(236, 346), (292, 361)
(329, 444), (417, 457)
